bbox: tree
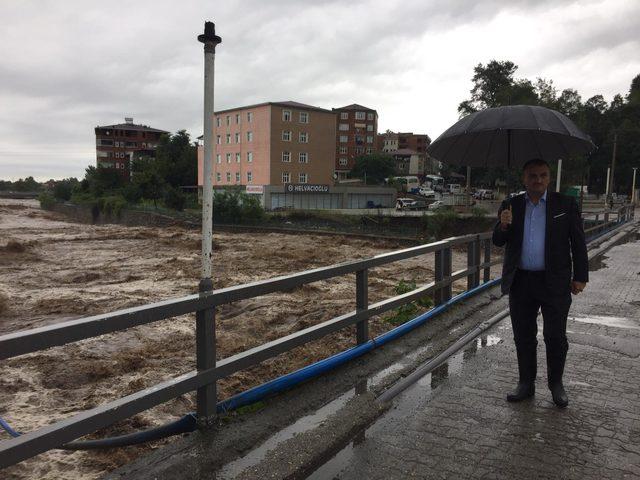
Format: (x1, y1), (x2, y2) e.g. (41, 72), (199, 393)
(53, 178), (79, 201)
(154, 130), (198, 188)
(350, 154), (396, 184)
(130, 156), (165, 207)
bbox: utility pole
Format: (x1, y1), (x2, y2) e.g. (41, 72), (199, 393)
(609, 132), (617, 199)
(466, 165), (471, 208)
(632, 167), (638, 205)
(196, 21), (221, 427)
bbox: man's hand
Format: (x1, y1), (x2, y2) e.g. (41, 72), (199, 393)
(571, 281), (586, 295)
(500, 205), (512, 231)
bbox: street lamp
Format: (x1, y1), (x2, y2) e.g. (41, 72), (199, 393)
(196, 21), (221, 426)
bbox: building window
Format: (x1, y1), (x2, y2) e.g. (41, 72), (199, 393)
(216, 172), (221, 182)
(366, 136), (373, 143)
(282, 130), (291, 141)
(216, 117), (221, 127)
(355, 135), (364, 144)
(367, 113), (374, 120)
(216, 154), (221, 164)
(282, 110), (291, 121)
(226, 172), (231, 182)
(236, 114), (241, 124)
(339, 146), (347, 154)
(355, 111), (366, 120)
(339, 123), (349, 131)
(235, 132), (240, 143)
(247, 171), (253, 182)
(225, 134), (230, 144)
(226, 153), (231, 163)
(247, 112), (253, 122)
(299, 132), (308, 143)
(366, 147), (373, 154)
(236, 172), (241, 182)
(340, 112), (348, 119)
(367, 124), (373, 132)
(247, 151), (253, 162)
(236, 153), (241, 163)
(226, 115), (230, 126)
(247, 131), (253, 142)
(299, 152), (308, 163)
(299, 173), (308, 183)
(282, 151), (291, 162)
(339, 135), (348, 143)
(282, 172), (290, 183)
(299, 112), (309, 123)
(355, 146), (364, 154)
(339, 158), (348, 166)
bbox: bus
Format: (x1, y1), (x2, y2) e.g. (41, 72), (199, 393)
(424, 175), (445, 192)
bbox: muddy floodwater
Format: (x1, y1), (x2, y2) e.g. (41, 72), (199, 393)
(0, 199), (495, 479)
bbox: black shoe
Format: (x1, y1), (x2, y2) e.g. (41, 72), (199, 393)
(550, 383), (569, 408)
(506, 383), (535, 402)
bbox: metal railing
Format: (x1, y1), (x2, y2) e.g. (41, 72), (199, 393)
(0, 204), (635, 468)
(583, 205), (635, 239)
(0, 231), (500, 467)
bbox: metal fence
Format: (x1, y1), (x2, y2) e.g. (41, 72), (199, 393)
(0, 205), (634, 468)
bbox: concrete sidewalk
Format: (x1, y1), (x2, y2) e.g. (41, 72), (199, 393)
(309, 234), (640, 479)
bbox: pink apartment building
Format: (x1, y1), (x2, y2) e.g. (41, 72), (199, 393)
(198, 101), (337, 189)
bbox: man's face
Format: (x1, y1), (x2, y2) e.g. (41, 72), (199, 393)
(523, 163), (550, 196)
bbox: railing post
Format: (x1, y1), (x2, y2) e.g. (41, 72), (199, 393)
(443, 246), (452, 301)
(196, 279), (216, 426)
(483, 238), (491, 283)
(434, 249), (443, 305)
(467, 236), (480, 290)
(356, 269), (369, 345)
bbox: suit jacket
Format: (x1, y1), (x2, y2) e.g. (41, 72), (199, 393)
(492, 191), (589, 295)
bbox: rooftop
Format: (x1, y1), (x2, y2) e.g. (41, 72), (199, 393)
(215, 101), (334, 115)
(333, 104), (377, 112)
(96, 118), (168, 134)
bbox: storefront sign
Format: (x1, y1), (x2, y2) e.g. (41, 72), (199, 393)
(285, 184), (330, 193)
(245, 185), (264, 194)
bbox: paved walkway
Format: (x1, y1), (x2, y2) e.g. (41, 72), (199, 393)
(310, 234), (640, 479)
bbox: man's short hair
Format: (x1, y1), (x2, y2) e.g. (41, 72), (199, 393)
(522, 158), (550, 172)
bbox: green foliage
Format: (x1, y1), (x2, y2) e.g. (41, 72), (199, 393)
(234, 401), (266, 415)
(425, 209), (458, 238)
(154, 130), (198, 188)
(213, 191), (265, 223)
(349, 154), (396, 184)
(38, 191), (56, 209)
(163, 186), (186, 211)
(1, 176), (43, 192)
(458, 62), (640, 196)
(470, 206), (489, 218)
(385, 279), (434, 325)
(130, 156), (165, 207)
(52, 178), (79, 201)
(96, 195), (127, 217)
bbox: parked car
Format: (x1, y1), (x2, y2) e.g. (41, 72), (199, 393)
(428, 200), (446, 211)
(474, 189), (495, 200)
(418, 187), (436, 198)
(396, 198), (426, 211)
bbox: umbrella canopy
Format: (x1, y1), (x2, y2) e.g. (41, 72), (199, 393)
(427, 105), (595, 168)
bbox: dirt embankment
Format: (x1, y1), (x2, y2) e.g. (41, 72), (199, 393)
(0, 199), (500, 479)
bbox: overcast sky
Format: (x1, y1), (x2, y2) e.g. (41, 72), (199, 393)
(1, 0), (638, 180)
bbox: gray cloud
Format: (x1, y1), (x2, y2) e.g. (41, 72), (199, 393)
(0, 0), (637, 179)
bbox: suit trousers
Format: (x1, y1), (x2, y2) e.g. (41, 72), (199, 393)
(508, 269), (572, 387)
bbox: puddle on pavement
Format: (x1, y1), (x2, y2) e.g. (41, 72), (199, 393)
(217, 387), (357, 479)
(307, 333), (503, 480)
(589, 254), (608, 271)
(570, 314), (639, 330)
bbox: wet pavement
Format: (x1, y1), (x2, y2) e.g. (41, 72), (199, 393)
(306, 231), (640, 480)
(107, 224), (639, 480)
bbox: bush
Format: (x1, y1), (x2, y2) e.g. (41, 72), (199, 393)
(96, 195), (127, 217)
(385, 279), (434, 325)
(163, 186), (186, 211)
(213, 191), (264, 223)
(122, 183), (143, 204)
(425, 209), (458, 238)
(38, 192), (56, 209)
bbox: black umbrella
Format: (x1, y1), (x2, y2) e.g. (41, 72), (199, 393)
(427, 105), (595, 168)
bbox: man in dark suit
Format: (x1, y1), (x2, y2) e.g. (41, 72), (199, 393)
(492, 158), (589, 408)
